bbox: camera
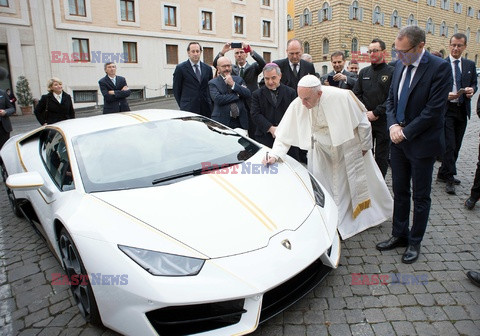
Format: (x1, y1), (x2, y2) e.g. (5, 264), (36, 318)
(230, 42), (242, 49)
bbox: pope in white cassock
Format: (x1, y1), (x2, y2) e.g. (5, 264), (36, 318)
(264, 75), (393, 239)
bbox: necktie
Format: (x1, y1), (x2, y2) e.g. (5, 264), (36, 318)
(270, 89), (278, 106)
(396, 65), (414, 124)
(194, 64), (201, 82)
(239, 67), (245, 78)
(292, 64), (298, 78)
(227, 84), (239, 118)
(111, 77), (116, 86)
(454, 60), (463, 104)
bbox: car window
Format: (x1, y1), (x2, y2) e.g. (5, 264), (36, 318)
(40, 130), (75, 191)
(73, 116), (260, 193)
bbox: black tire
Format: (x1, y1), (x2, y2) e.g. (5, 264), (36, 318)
(0, 162), (23, 217)
(58, 227), (103, 326)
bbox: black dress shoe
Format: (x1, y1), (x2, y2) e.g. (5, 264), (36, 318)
(402, 244), (421, 264)
(376, 236), (408, 251)
(445, 182), (456, 195)
(464, 197), (478, 210)
(467, 271), (480, 287)
(437, 176), (460, 185)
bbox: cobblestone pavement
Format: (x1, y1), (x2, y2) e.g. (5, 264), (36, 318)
(1, 98), (479, 336)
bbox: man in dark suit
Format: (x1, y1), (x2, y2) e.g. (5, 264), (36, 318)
(173, 42), (213, 118)
(0, 66), (15, 149)
(209, 56), (251, 131)
(437, 33), (477, 195)
(98, 62), (131, 114)
(213, 42), (266, 138)
(273, 38), (316, 92)
(250, 63), (299, 161)
(376, 26), (452, 264)
(321, 51), (357, 89)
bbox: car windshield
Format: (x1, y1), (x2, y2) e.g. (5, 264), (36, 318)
(73, 116), (260, 192)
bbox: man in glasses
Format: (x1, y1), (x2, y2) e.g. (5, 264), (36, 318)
(353, 38), (394, 178)
(437, 33), (477, 195)
(377, 26), (452, 264)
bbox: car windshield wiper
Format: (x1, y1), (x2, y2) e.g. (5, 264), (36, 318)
(152, 162), (242, 185)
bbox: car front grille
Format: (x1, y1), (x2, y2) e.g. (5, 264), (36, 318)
(146, 299), (246, 336)
(260, 258), (332, 323)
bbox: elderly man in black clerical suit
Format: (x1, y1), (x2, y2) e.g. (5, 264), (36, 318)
(173, 41), (213, 118)
(250, 63), (300, 161)
(98, 62), (131, 114)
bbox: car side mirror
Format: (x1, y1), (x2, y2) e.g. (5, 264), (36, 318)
(6, 171), (45, 191)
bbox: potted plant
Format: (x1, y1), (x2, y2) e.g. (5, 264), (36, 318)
(15, 76), (33, 115)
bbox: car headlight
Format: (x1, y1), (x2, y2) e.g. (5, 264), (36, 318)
(118, 245), (205, 276)
(309, 173), (325, 208)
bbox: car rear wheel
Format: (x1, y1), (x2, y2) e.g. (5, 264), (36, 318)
(0, 162), (23, 217)
(58, 227), (102, 326)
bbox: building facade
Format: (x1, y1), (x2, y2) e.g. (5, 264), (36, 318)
(0, 0), (287, 111)
(293, 0), (480, 75)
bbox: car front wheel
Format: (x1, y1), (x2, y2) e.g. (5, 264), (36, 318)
(58, 227), (102, 326)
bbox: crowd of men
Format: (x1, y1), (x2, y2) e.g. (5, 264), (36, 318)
(1, 25), (479, 285)
(170, 26), (480, 283)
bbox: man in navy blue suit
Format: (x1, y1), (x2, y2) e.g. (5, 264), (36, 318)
(437, 33), (477, 195)
(208, 56), (250, 132)
(98, 62), (131, 114)
(376, 26), (452, 264)
(173, 42), (213, 118)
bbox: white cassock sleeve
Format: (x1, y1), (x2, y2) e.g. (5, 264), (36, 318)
(357, 112), (373, 152)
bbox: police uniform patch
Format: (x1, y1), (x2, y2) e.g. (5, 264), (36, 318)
(381, 75), (389, 82)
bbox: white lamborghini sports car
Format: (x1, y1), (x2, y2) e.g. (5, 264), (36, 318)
(0, 110), (340, 336)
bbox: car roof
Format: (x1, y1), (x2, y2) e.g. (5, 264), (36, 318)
(49, 109), (196, 138)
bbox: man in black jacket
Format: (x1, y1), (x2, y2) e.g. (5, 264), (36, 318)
(437, 33), (477, 195)
(273, 38), (316, 91)
(250, 63), (299, 161)
(98, 62), (131, 114)
(0, 67), (15, 149)
(353, 39), (394, 177)
(321, 51), (357, 90)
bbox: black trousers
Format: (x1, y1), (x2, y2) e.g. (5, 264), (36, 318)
(470, 133), (480, 200)
(0, 128), (9, 150)
(390, 144), (435, 245)
(371, 124), (390, 178)
(438, 103), (467, 180)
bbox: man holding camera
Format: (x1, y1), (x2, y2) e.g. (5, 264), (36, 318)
(321, 51), (357, 90)
(213, 42), (265, 138)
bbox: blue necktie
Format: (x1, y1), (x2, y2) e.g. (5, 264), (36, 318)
(396, 65), (414, 124)
(454, 60), (463, 104)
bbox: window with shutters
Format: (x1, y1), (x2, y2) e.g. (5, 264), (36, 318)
(441, 0), (449, 10)
(467, 6), (473, 17)
(426, 18), (435, 34)
(440, 21), (448, 37)
(304, 42), (310, 54)
(349, 1), (363, 21)
(453, 2), (462, 13)
(287, 14), (293, 31)
(407, 14), (417, 26)
(351, 38), (358, 53)
(372, 6), (384, 25)
(166, 45), (178, 64)
(391, 10), (401, 28)
(318, 2), (331, 22)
